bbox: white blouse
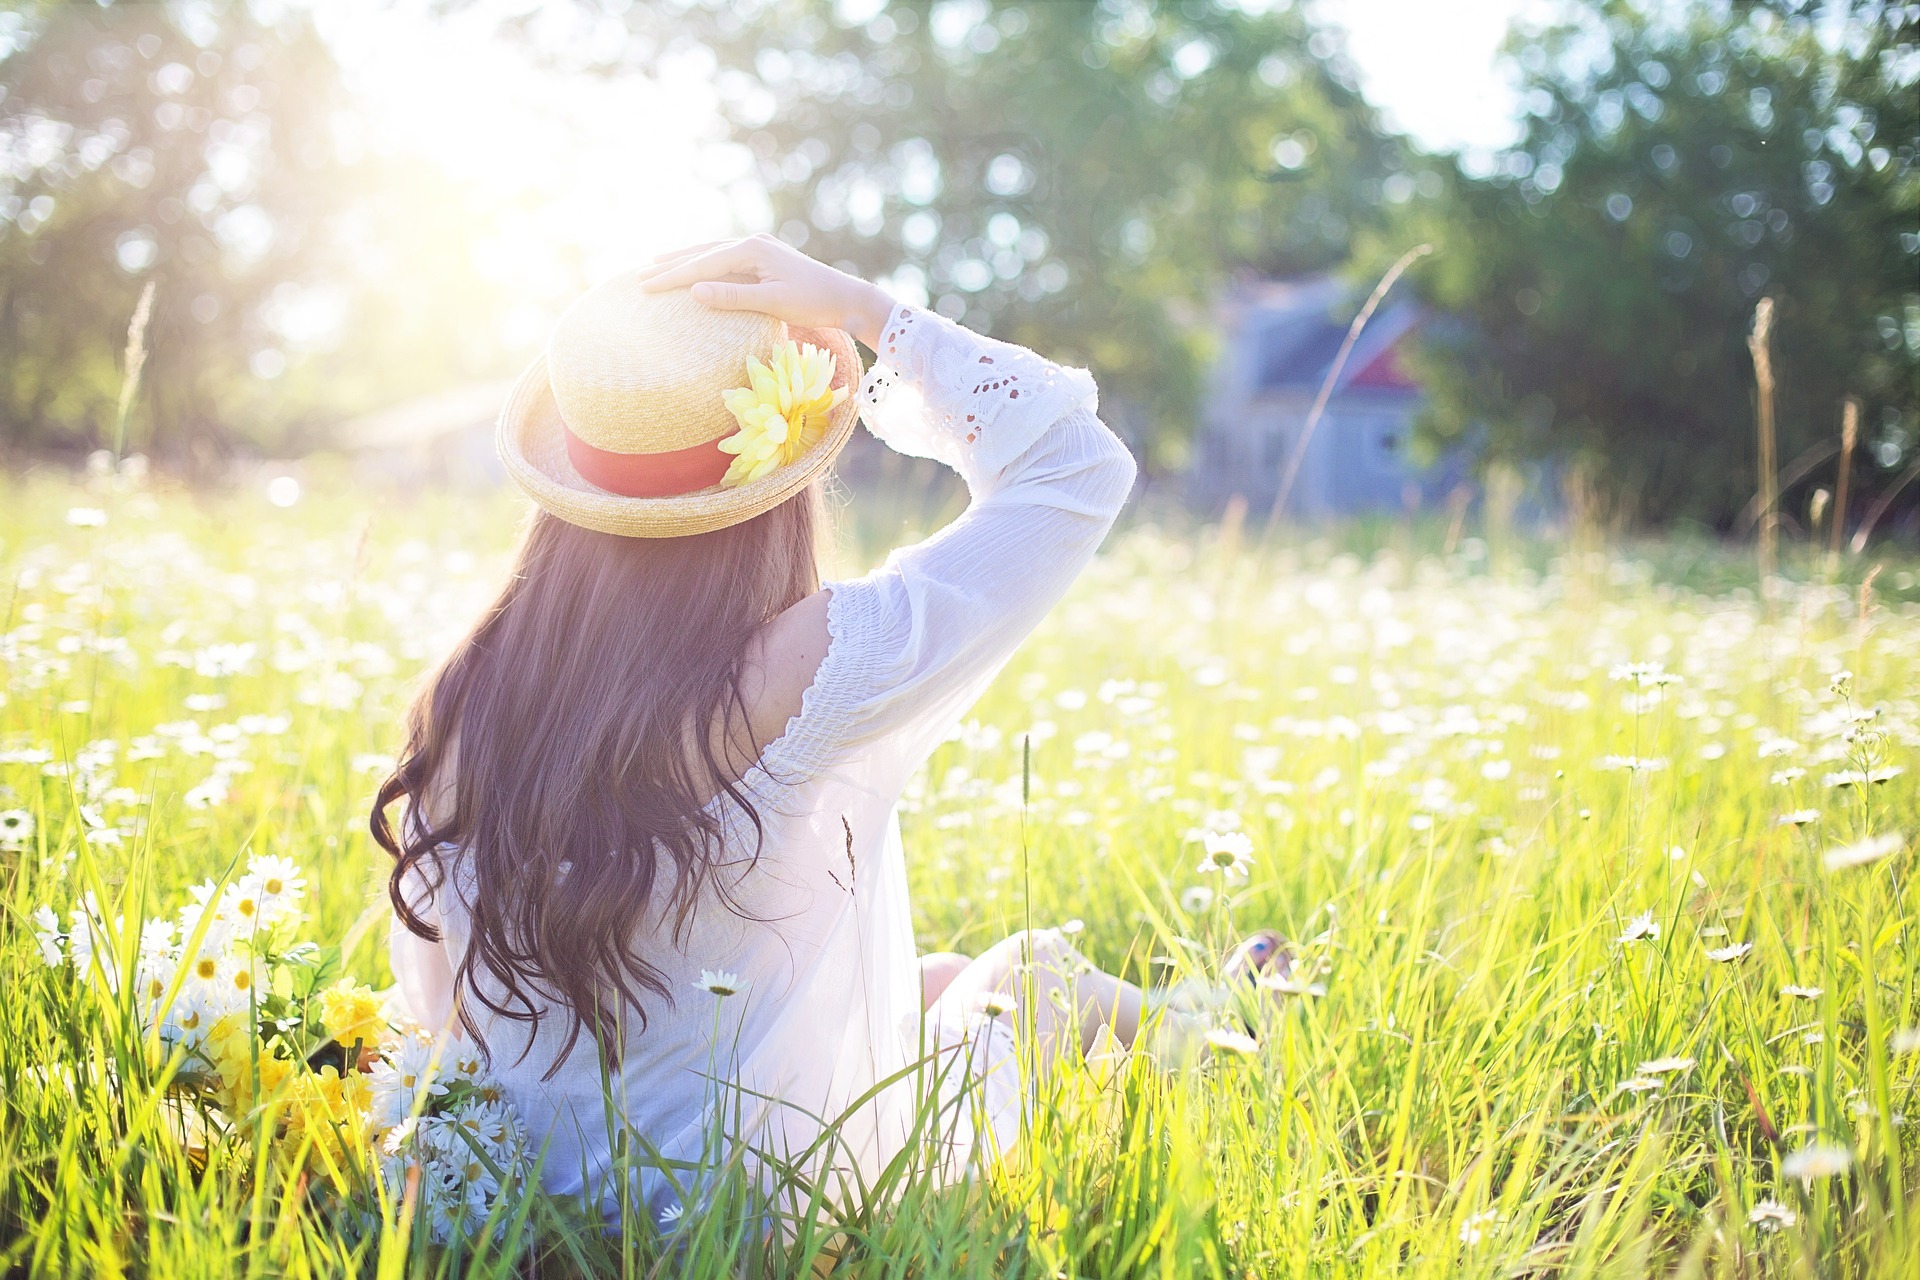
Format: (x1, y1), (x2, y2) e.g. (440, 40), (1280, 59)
(390, 302), (1138, 1222)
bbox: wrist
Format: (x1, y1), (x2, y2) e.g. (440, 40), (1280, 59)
(840, 282), (893, 350)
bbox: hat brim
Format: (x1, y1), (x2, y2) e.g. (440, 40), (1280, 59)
(497, 324), (863, 538)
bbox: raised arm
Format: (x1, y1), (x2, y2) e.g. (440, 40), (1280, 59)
(818, 302), (1137, 766)
(640, 237), (1137, 780)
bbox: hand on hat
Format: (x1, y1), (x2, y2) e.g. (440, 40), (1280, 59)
(636, 234), (894, 350)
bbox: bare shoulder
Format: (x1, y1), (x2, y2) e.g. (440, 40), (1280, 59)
(735, 587), (834, 756)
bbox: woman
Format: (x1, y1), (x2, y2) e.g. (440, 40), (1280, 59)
(372, 236), (1280, 1225)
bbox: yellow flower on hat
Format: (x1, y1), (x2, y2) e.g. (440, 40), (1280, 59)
(717, 340), (847, 488)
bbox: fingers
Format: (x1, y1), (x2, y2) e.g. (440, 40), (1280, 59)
(688, 279), (784, 314)
(647, 239), (728, 264)
(637, 240), (765, 291)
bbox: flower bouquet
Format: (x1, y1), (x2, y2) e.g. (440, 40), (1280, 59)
(34, 852), (533, 1243)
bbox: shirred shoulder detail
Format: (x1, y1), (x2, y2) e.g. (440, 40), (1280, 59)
(738, 576), (886, 795)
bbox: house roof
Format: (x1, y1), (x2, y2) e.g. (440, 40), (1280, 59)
(1243, 275), (1424, 397)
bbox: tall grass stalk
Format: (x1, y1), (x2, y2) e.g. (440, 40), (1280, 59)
(1265, 243), (1431, 529)
(110, 282), (156, 464)
(1748, 296), (1778, 596)
(1834, 396), (1859, 560)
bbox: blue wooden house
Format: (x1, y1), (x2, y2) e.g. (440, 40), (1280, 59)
(1190, 274), (1464, 518)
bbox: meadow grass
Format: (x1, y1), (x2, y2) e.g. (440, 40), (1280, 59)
(1, 466), (1916, 1277)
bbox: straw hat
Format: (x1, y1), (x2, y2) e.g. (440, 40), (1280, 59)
(497, 271), (863, 538)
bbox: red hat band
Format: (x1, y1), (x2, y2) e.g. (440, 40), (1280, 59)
(562, 425), (732, 499)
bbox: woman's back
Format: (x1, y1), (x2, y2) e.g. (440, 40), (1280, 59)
(381, 242), (1137, 1223)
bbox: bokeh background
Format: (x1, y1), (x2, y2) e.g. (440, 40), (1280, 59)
(1, 0), (1915, 538)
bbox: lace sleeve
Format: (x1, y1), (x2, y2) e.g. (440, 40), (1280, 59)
(859, 304), (1100, 494)
(755, 306), (1135, 780)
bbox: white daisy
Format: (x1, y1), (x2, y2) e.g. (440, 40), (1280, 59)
(1637, 1055), (1695, 1075)
(1204, 1027), (1259, 1059)
(1458, 1209), (1502, 1246)
(31, 904), (65, 967)
(368, 1036), (450, 1131)
(1196, 830), (1254, 880)
(1780, 984), (1824, 1000)
(1821, 832), (1904, 871)
(1706, 942), (1754, 963)
(0, 809), (35, 850)
(975, 990), (1017, 1018)
(1781, 1142), (1852, 1181)
(1618, 911), (1661, 944)
(1747, 1199), (1796, 1230)
(693, 968), (746, 998)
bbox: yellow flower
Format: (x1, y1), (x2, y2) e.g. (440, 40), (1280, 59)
(278, 1065), (371, 1185)
(320, 979), (386, 1050)
(717, 341), (847, 488)
(206, 1015), (295, 1113)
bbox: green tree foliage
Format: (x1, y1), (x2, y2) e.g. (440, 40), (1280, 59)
(0, 1), (360, 458)
(676, 0), (1416, 465)
(1400, 0), (1920, 526)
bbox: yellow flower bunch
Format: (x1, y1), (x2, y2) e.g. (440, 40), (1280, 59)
(319, 979), (385, 1051)
(717, 341), (846, 488)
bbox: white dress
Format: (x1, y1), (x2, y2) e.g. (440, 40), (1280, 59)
(390, 302), (1138, 1222)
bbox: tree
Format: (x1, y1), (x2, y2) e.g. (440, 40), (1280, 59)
(0, 1), (357, 458)
(0, 1), (525, 463)
(665, 0), (1415, 466)
(1398, 0), (1919, 526)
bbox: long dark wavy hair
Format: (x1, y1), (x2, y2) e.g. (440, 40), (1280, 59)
(371, 488), (823, 1075)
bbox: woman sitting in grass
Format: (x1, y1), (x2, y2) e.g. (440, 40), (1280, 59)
(371, 235), (1284, 1225)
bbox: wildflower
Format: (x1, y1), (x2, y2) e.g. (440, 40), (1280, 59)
(1828, 670), (1852, 697)
(976, 990), (1017, 1018)
(1822, 766), (1904, 789)
(1458, 1209), (1501, 1246)
(1771, 767), (1807, 785)
(1780, 984), (1824, 1000)
(0, 808), (34, 850)
(1706, 942), (1753, 963)
(1747, 1199), (1797, 1231)
(1757, 737), (1799, 759)
(239, 854), (306, 923)
(1196, 830), (1254, 880)
(1615, 1076), (1663, 1094)
(1600, 755), (1668, 772)
(1891, 1028), (1920, 1053)
(1821, 831), (1904, 871)
(31, 904), (65, 967)
(1618, 911), (1661, 943)
(1179, 885), (1215, 914)
(65, 507), (108, 527)
(659, 1202), (685, 1227)
(1638, 1055), (1695, 1075)
(368, 1037), (450, 1130)
(1781, 1142), (1852, 1181)
(716, 341), (847, 487)
(693, 968), (746, 998)
(1609, 662), (1680, 687)
(1204, 1027), (1259, 1059)
(320, 979), (387, 1050)
(1776, 808), (1820, 827)
(1257, 972), (1327, 997)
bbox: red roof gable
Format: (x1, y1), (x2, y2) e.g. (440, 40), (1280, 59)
(1348, 334), (1419, 391)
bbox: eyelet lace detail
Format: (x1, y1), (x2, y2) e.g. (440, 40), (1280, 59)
(859, 304), (1098, 480)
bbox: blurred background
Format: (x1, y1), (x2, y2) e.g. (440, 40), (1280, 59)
(0, 0), (1915, 540)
